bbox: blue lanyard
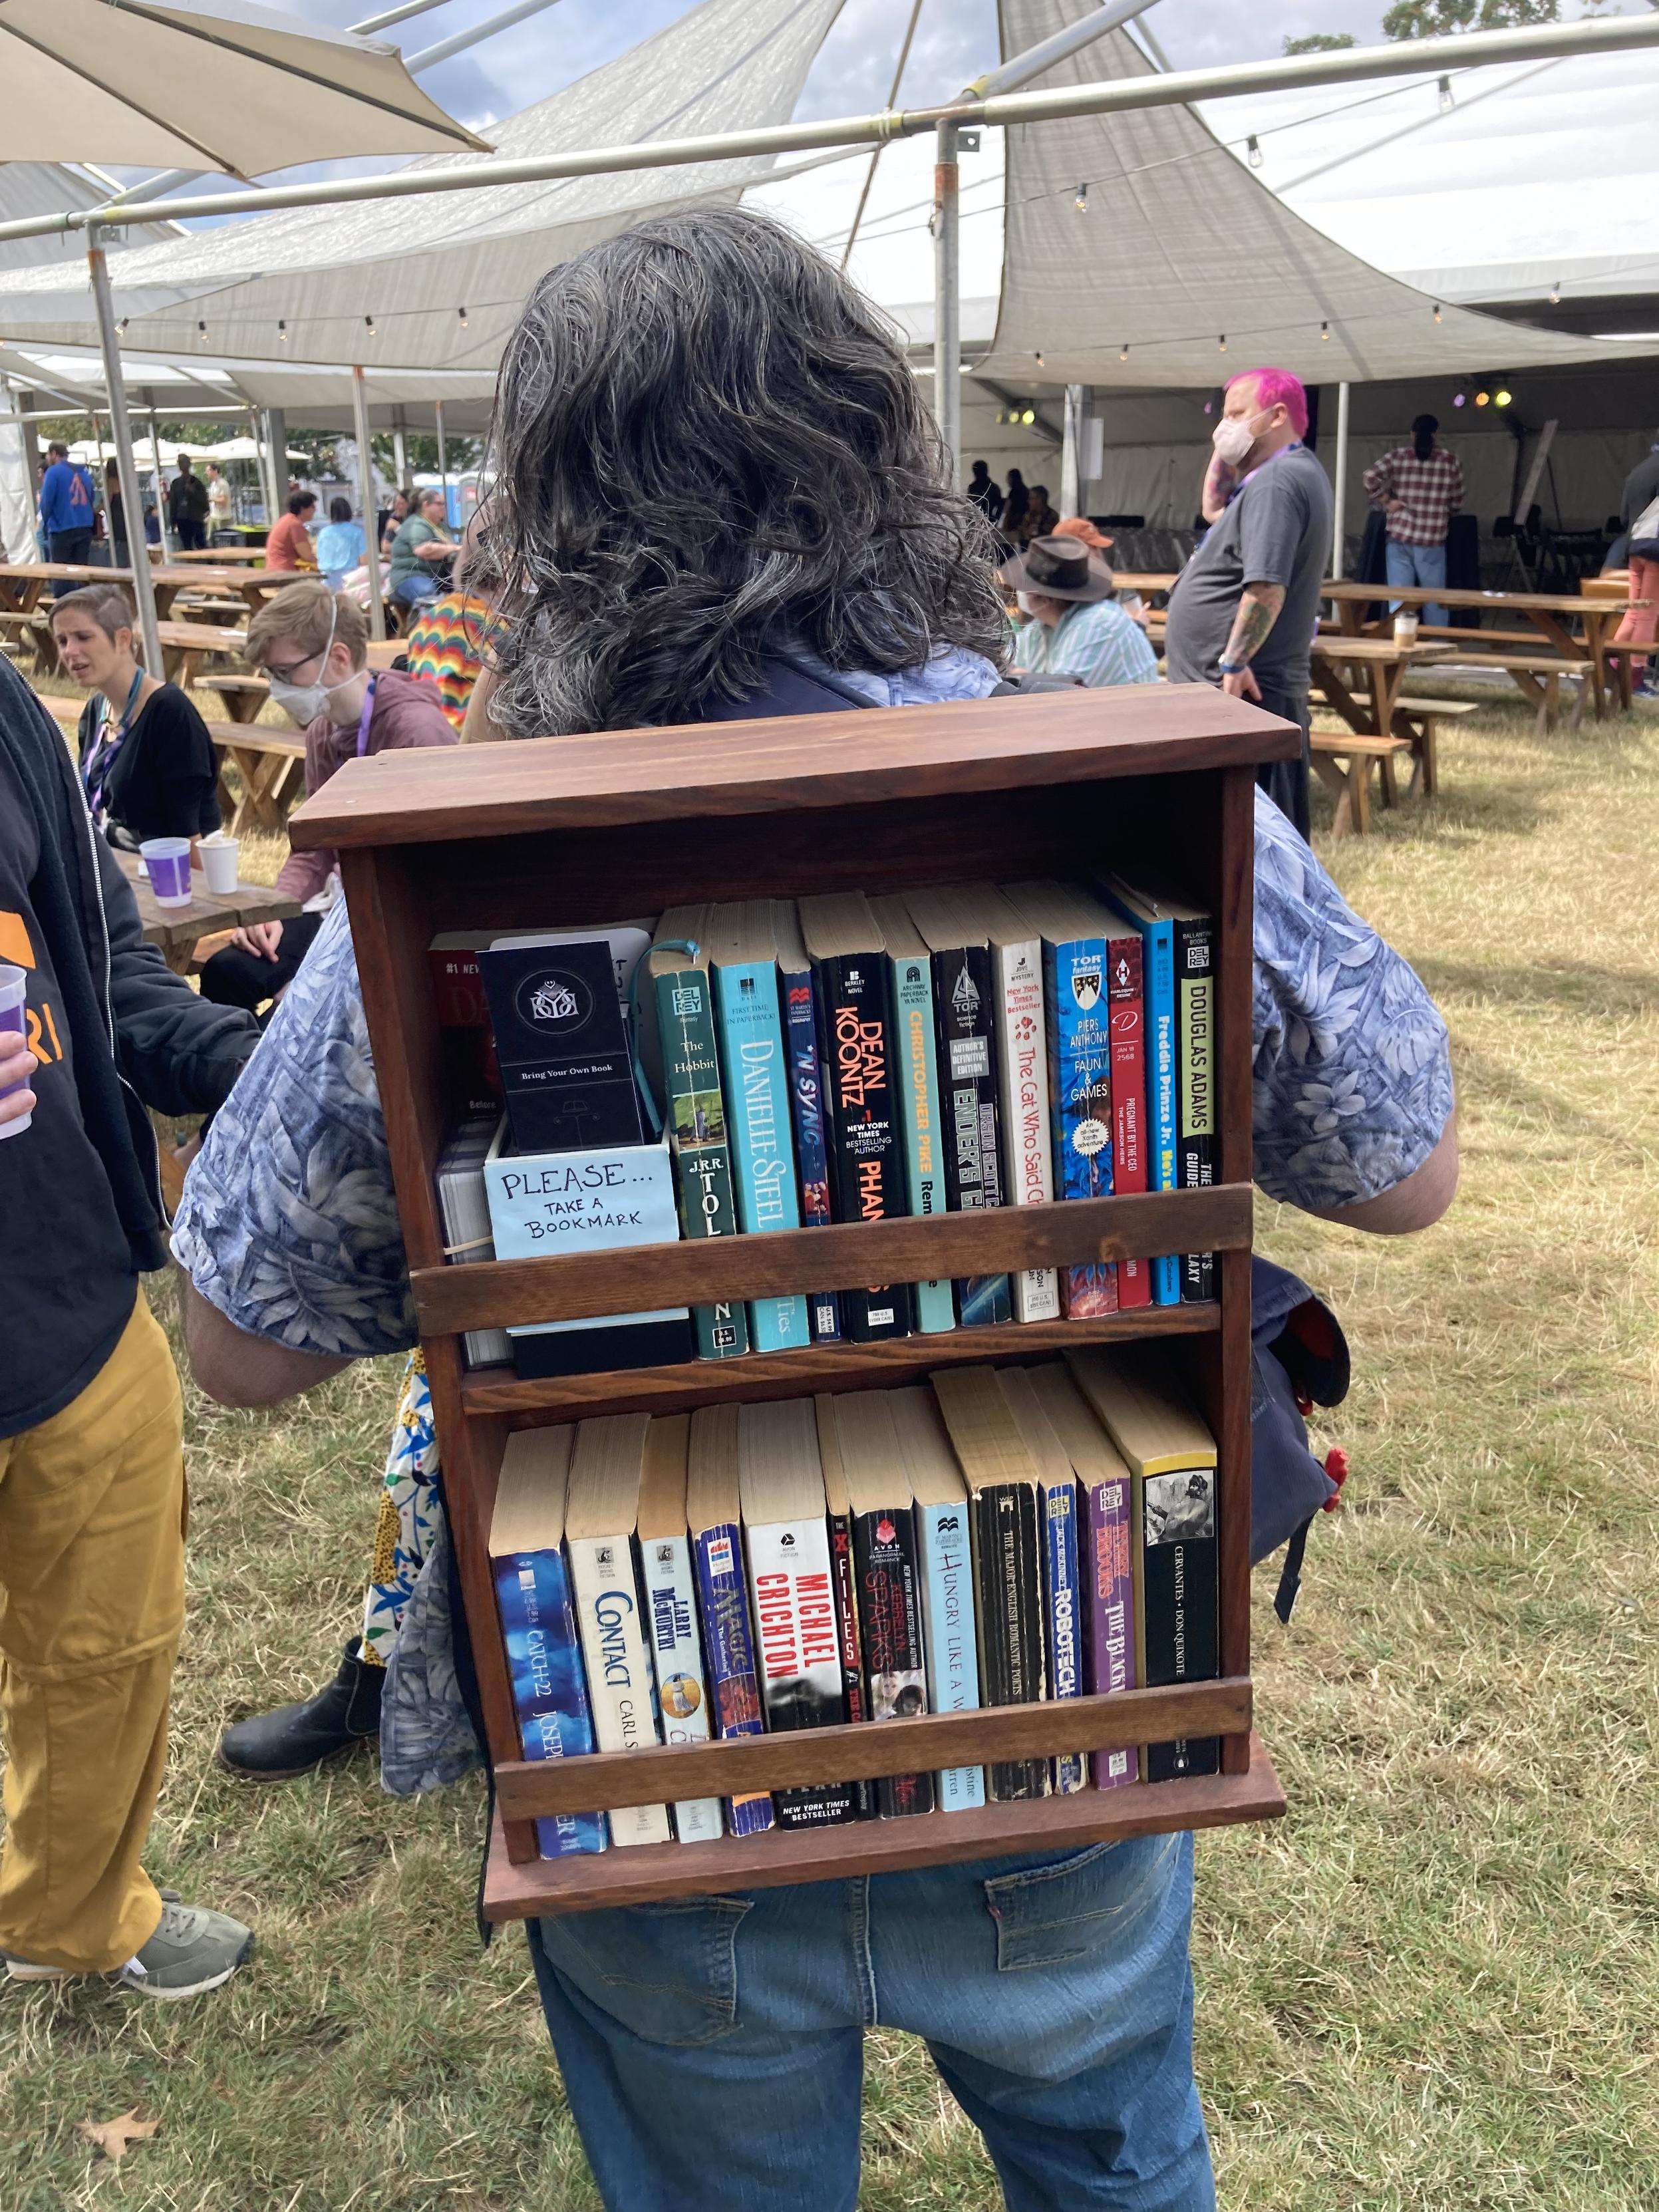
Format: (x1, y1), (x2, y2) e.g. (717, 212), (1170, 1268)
(82, 668), (146, 821)
(355, 673), (378, 757)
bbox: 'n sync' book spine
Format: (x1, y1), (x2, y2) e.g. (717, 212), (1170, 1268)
(691, 1522), (775, 1835)
(492, 1548), (607, 1861)
(929, 943), (1012, 1328)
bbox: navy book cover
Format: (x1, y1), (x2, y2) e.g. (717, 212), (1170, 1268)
(480, 939), (647, 1155)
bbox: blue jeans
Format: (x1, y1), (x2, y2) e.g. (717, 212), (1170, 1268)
(392, 570), (442, 609)
(528, 1831), (1211, 2212)
(1385, 538), (1447, 625)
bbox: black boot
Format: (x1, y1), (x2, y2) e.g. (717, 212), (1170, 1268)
(218, 1637), (384, 1780)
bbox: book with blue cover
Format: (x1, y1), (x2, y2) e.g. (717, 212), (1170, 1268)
(706, 902), (812, 1354)
(1095, 873), (1181, 1307)
(869, 897), (957, 1337)
(686, 1404), (775, 1836)
(892, 1386), (985, 1812)
(770, 901), (843, 1345)
(487, 1426), (607, 1861)
(1000, 1368), (1086, 1794)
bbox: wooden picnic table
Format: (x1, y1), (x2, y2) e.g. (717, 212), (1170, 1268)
(1310, 635), (1461, 742)
(1110, 571), (1179, 596)
(114, 850), (300, 975)
(156, 617), (247, 685)
(168, 545), (267, 563)
(150, 566), (307, 619)
(0, 560), (134, 616)
(1324, 579), (1642, 716)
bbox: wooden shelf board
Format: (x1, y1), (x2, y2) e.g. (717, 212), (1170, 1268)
(459, 1301), (1219, 1418)
(483, 1733), (1285, 1921)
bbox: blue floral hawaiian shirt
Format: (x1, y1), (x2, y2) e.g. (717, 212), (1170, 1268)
(173, 649), (1453, 1359)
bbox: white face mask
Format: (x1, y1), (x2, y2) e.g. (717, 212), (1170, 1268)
(1212, 409), (1267, 468)
(267, 603), (352, 726)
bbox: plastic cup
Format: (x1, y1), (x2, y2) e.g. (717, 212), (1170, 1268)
(200, 834), (240, 895)
(0, 963), (31, 1139)
(139, 837), (193, 907)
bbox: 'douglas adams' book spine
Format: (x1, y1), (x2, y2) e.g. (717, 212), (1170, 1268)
(492, 1547), (607, 1860)
(691, 1522), (775, 1835)
(1173, 913), (1216, 1303)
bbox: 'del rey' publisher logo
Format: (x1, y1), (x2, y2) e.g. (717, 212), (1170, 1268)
(516, 967), (594, 1038)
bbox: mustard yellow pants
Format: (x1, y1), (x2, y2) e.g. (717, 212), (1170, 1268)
(0, 1293), (184, 1973)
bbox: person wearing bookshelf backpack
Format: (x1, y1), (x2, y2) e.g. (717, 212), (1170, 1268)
(172, 205), (1458, 2212)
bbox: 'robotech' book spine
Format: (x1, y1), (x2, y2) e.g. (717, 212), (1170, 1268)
(1041, 1472), (1086, 1794)
(492, 1548), (607, 1861)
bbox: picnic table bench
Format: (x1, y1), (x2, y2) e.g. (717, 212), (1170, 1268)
(113, 850), (299, 975)
(150, 566), (306, 619)
(1310, 730), (1412, 838)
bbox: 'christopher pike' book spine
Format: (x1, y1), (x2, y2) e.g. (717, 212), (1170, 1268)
(778, 957), (843, 1344)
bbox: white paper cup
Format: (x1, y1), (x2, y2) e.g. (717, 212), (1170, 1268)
(0, 963), (32, 1138)
(200, 836), (240, 895)
(139, 836), (194, 907)
(1394, 613), (1420, 645)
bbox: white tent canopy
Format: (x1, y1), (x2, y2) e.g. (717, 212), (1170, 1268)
(0, 0), (841, 372)
(0, 339), (499, 426)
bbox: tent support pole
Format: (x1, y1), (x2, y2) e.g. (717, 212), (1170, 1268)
(86, 233), (162, 674)
(147, 406), (171, 555)
(1332, 380), (1350, 581)
(90, 410), (118, 560)
(1060, 384), (1087, 519)
(392, 422), (408, 489)
(933, 116), (961, 493)
(434, 399), (448, 528)
(354, 367), (386, 643)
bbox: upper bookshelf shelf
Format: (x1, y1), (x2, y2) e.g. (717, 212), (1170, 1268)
(291, 684), (1300, 852)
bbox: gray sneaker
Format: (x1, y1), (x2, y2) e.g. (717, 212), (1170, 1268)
(2, 1893), (253, 2000)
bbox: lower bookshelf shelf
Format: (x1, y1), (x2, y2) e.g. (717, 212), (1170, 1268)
(482, 1734), (1285, 1921)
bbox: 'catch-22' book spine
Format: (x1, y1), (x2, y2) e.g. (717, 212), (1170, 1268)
(492, 1547), (607, 1861)
(1174, 913), (1215, 1303)
(565, 1535), (672, 1847)
(930, 942), (1012, 1328)
(652, 953), (748, 1362)
(813, 950), (911, 1343)
(777, 943), (843, 1345)
(1139, 1470), (1219, 1782)
(712, 958), (812, 1354)
(639, 1530), (722, 1843)
(915, 1496), (985, 1811)
(691, 1522), (775, 1836)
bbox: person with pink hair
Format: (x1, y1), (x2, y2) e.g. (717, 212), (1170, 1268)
(1164, 367), (1332, 837)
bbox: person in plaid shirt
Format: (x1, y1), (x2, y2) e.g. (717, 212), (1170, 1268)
(1363, 414), (1464, 625)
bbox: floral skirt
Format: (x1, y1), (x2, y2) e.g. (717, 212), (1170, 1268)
(361, 1350), (442, 1667)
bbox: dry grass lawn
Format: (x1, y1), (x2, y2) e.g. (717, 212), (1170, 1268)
(1, 677), (1656, 2209)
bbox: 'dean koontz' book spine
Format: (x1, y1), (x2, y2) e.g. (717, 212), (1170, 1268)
(929, 943), (1012, 1329)
(712, 960), (812, 1354)
(992, 931), (1060, 1325)
(887, 949), (956, 1336)
(1041, 1474), (1086, 1794)
(1042, 934), (1117, 1321)
(813, 951), (911, 1344)
(916, 1499), (985, 1810)
(692, 1522), (775, 1835)
(639, 1531), (722, 1843)
(970, 1485), (1050, 1802)
(827, 1504), (877, 1819)
(653, 963), (749, 1363)
(1086, 1474), (1136, 1791)
(492, 1549), (607, 1860)
(1173, 913), (1216, 1304)
(1106, 929), (1151, 1312)
(1138, 1468), (1220, 1784)
(566, 1535), (672, 1847)
(746, 1517), (856, 1827)
(779, 961), (843, 1345)
(851, 1503), (935, 1819)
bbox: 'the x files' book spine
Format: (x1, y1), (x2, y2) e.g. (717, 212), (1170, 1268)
(813, 950), (911, 1344)
(639, 1530), (722, 1843)
(851, 1502), (935, 1819)
(691, 1522), (775, 1835)
(711, 959), (812, 1354)
(1086, 1474), (1136, 1791)
(565, 1533), (671, 1847)
(915, 1498), (985, 1810)
(778, 956), (843, 1346)
(887, 948), (956, 1336)
(1105, 929), (1151, 1311)
(1173, 914), (1216, 1304)
(492, 1548), (607, 1861)
(1041, 1474), (1086, 1794)
(652, 962), (748, 1362)
(929, 943), (1012, 1328)
(1137, 1469), (1220, 1783)
(745, 1515), (855, 1827)
(1042, 933), (1118, 1319)
(970, 1484), (1050, 1802)
(826, 1501), (877, 1819)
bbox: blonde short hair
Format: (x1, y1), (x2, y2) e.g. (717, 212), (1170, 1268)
(245, 578), (367, 672)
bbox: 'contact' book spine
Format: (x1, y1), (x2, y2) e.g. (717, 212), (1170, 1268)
(492, 1547), (607, 1861)
(691, 1523), (775, 1835)
(565, 1533), (671, 1847)
(1085, 1473), (1135, 1790)
(1173, 913), (1216, 1303)
(915, 1498), (985, 1810)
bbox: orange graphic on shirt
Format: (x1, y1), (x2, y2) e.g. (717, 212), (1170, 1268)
(0, 909), (35, 969)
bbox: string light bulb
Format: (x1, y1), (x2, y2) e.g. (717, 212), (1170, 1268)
(1034, 350), (1044, 368)
(1020, 408), (1035, 427)
(1437, 75), (1454, 113)
(116, 317), (128, 336)
(1246, 134), (1262, 170)
(1218, 334), (1227, 354)
(1549, 280), (1561, 305)
(1495, 387), (1513, 408)
(365, 314), (377, 337)
(458, 305), (469, 328)
(1433, 303), (1442, 324)
(1475, 389), (1489, 407)
(1320, 321), (1330, 342)
(277, 319), (287, 344)
(1119, 343), (1129, 362)
(1074, 182), (1088, 212)
(196, 319), (208, 347)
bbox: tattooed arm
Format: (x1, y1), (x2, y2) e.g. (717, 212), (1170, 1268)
(1219, 581), (1285, 700)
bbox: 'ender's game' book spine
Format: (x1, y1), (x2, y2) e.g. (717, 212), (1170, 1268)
(851, 1502), (935, 1819)
(826, 1500), (876, 1819)
(653, 962), (748, 1362)
(1173, 915), (1216, 1303)
(1137, 1470), (1220, 1783)
(691, 1523), (775, 1835)
(1043, 932), (1117, 1319)
(916, 1500), (985, 1810)
(969, 1484), (1050, 1802)
(929, 944), (1012, 1329)
(1041, 1474), (1085, 1794)
(639, 1531), (722, 1843)
(887, 949), (956, 1335)
(1086, 1474), (1135, 1790)
(492, 1548), (607, 1861)
(1105, 929), (1151, 1311)
(812, 951), (911, 1344)
(778, 955), (843, 1345)
(711, 960), (812, 1354)
(745, 1517), (856, 1827)
(565, 1535), (671, 1847)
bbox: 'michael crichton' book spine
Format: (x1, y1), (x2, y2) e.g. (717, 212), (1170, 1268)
(745, 1515), (856, 1827)
(851, 1501), (935, 1819)
(929, 940), (1012, 1329)
(690, 1521), (774, 1836)
(1173, 911), (1216, 1303)
(1105, 925), (1151, 1312)
(812, 950), (911, 1344)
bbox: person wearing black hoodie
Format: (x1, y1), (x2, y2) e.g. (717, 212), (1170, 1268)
(0, 657), (262, 2000)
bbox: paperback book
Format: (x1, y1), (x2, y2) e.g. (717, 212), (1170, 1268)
(686, 1405), (775, 1836)
(868, 895), (956, 1336)
(831, 1390), (934, 1818)
(771, 900), (843, 1344)
(892, 1385), (985, 1811)
(636, 1414), (722, 1843)
(1095, 875), (1181, 1307)
(998, 1368), (1086, 1793)
(814, 1396), (877, 1819)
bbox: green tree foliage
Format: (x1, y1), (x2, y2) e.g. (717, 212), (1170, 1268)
(1381, 0), (1559, 39)
(1282, 31), (1358, 51)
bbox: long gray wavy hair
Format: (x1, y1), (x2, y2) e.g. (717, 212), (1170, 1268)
(469, 204), (1007, 735)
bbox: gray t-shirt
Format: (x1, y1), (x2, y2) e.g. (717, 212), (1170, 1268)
(1165, 444), (1333, 693)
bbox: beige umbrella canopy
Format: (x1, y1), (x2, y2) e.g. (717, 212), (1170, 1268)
(0, 0), (489, 176)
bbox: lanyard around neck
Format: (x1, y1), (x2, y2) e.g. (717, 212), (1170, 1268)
(355, 673), (378, 758)
(82, 668), (146, 820)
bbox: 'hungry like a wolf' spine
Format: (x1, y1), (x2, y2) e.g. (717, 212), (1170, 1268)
(915, 1498), (986, 1810)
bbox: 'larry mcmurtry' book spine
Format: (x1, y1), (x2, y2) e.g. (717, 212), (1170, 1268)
(639, 1529), (722, 1842)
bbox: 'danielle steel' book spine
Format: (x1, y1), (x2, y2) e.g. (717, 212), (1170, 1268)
(1042, 933), (1117, 1320)
(691, 1523), (775, 1835)
(970, 1484), (1050, 1802)
(1085, 1475), (1136, 1790)
(1138, 1470), (1220, 1784)
(711, 959), (812, 1354)
(887, 949), (956, 1335)
(653, 963), (749, 1362)
(929, 943), (1012, 1329)
(1173, 914), (1216, 1303)
(1041, 1474), (1086, 1794)
(746, 1517), (856, 1827)
(916, 1498), (985, 1810)
(827, 1501), (876, 1819)
(1105, 929), (1151, 1312)
(778, 957), (843, 1345)
(813, 949), (911, 1344)
(565, 1534), (672, 1847)
(492, 1548), (607, 1860)
(640, 1531), (722, 1843)
(851, 1501), (935, 1819)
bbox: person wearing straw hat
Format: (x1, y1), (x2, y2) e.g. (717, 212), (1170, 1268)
(1006, 528), (1158, 690)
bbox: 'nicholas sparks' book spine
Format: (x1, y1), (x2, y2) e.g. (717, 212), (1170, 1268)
(970, 1485), (1050, 1802)
(1043, 933), (1116, 1319)
(1041, 1474), (1085, 1794)
(827, 1501), (876, 1819)
(1085, 1475), (1135, 1790)
(1173, 915), (1216, 1304)
(779, 959), (843, 1345)
(492, 1549), (607, 1861)
(566, 1535), (671, 1847)
(1106, 930), (1151, 1311)
(653, 963), (748, 1362)
(639, 1531), (722, 1843)
(916, 1499), (985, 1810)
(887, 949), (956, 1335)
(746, 1517), (855, 1827)
(929, 944), (1012, 1329)
(992, 931), (1060, 1324)
(814, 951), (911, 1344)
(851, 1503), (935, 1819)
(692, 1523), (775, 1835)
(712, 960), (812, 1354)
(1138, 1470), (1220, 1783)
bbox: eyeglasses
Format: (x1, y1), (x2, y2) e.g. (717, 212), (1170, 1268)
(263, 647), (327, 683)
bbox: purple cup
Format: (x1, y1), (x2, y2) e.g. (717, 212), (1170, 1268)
(139, 837), (194, 907)
(0, 963), (31, 1138)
